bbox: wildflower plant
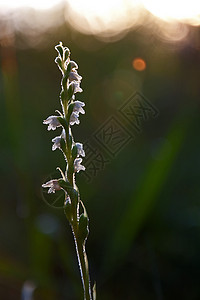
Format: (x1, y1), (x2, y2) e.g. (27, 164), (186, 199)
(42, 42), (94, 300)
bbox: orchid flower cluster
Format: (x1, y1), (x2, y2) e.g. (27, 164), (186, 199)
(42, 42), (94, 300)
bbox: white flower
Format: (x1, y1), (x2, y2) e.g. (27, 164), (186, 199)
(73, 101), (85, 114)
(64, 60), (78, 71)
(69, 81), (83, 94)
(74, 158), (85, 173)
(42, 180), (61, 194)
(70, 112), (80, 126)
(52, 136), (62, 151)
(69, 70), (82, 82)
(43, 116), (61, 131)
(76, 143), (85, 157)
(69, 101), (85, 126)
(52, 131), (65, 151)
(70, 60), (78, 69)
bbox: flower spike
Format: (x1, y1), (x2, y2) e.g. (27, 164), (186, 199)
(42, 42), (92, 299)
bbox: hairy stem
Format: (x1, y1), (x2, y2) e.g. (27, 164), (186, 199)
(59, 46), (92, 299)
(73, 224), (92, 300)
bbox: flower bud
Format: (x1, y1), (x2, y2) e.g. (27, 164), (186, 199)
(58, 179), (78, 204)
(63, 47), (70, 61)
(64, 198), (72, 222)
(66, 62), (72, 73)
(67, 103), (75, 117)
(62, 73), (69, 90)
(55, 42), (63, 58)
(78, 213), (89, 243)
(72, 144), (78, 159)
(68, 83), (75, 99)
(55, 56), (63, 72)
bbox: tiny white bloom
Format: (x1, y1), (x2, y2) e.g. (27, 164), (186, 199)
(42, 180), (61, 194)
(73, 101), (85, 115)
(43, 116), (61, 131)
(70, 112), (80, 126)
(69, 70), (82, 82)
(76, 143), (85, 157)
(70, 60), (78, 69)
(69, 81), (83, 94)
(64, 60), (79, 71)
(74, 158), (85, 173)
(52, 131), (65, 151)
(52, 136), (62, 151)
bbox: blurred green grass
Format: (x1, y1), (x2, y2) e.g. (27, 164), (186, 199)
(0, 24), (200, 299)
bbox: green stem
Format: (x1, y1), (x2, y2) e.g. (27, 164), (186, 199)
(70, 199), (91, 299)
(73, 225), (92, 300)
(61, 75), (92, 299)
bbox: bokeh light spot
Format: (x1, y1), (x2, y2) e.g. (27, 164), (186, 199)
(132, 57), (146, 71)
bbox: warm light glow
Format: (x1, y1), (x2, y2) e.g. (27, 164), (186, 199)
(65, 0), (138, 35)
(141, 0), (200, 24)
(0, 0), (199, 23)
(0, 0), (62, 10)
(0, 0), (199, 44)
(65, 0), (200, 38)
(132, 58), (146, 71)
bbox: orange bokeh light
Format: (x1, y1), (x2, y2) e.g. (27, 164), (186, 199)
(132, 58), (146, 71)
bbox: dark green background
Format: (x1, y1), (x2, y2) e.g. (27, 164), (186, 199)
(0, 21), (200, 299)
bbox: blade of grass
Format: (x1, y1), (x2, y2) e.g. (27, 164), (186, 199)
(104, 109), (192, 272)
